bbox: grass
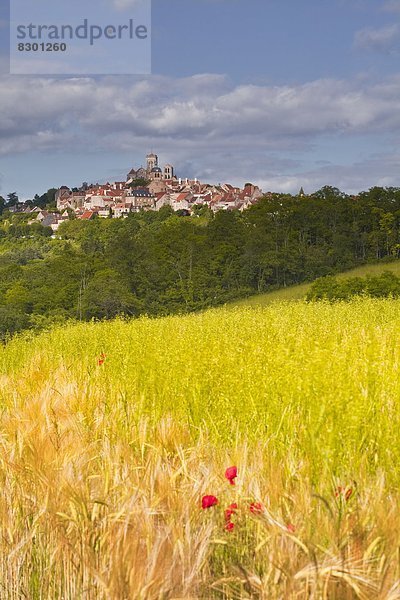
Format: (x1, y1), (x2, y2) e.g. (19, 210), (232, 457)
(1, 300), (400, 597)
(229, 259), (400, 307)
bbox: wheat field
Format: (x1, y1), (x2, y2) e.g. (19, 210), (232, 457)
(1, 299), (400, 598)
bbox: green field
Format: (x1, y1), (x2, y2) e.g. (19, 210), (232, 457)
(229, 259), (400, 307)
(1, 299), (400, 598)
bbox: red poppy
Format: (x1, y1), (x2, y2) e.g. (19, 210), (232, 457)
(335, 486), (353, 501)
(225, 521), (235, 532)
(335, 486), (343, 497)
(202, 495), (218, 509)
(225, 466), (237, 485)
(345, 487), (353, 501)
(249, 502), (264, 515)
(98, 353), (106, 365)
(286, 523), (296, 533)
(224, 503), (238, 522)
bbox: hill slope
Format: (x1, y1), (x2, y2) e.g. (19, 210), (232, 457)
(229, 259), (400, 307)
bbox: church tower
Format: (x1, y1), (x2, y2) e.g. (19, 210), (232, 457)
(164, 164), (174, 180)
(146, 153), (158, 173)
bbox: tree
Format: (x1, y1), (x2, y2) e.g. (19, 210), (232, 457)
(4, 283), (32, 313)
(157, 205), (174, 220)
(6, 192), (18, 207)
(313, 186), (347, 200)
(82, 269), (141, 319)
(0, 306), (30, 340)
(33, 188), (58, 209)
(192, 204), (213, 219)
(128, 178), (150, 188)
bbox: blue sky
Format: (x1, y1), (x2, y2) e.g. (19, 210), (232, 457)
(2, 0), (400, 198)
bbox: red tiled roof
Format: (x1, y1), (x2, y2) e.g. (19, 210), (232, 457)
(105, 190), (124, 197)
(80, 211), (95, 220)
(176, 193), (189, 202)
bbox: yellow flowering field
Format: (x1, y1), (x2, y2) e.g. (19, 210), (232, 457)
(1, 299), (400, 598)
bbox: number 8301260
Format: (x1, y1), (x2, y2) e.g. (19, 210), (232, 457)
(17, 43), (67, 51)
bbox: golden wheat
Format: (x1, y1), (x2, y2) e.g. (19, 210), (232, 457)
(0, 299), (400, 598)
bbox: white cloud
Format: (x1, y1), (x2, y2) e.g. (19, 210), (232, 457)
(2, 73), (400, 148)
(2, 73), (400, 193)
(0, 75), (396, 148)
(257, 153), (400, 196)
(354, 24), (400, 51)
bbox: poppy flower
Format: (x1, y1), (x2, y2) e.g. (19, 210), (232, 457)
(98, 353), (106, 366)
(201, 495), (218, 509)
(335, 486), (353, 501)
(225, 521), (235, 532)
(286, 523), (296, 533)
(224, 503), (238, 522)
(345, 487), (353, 501)
(249, 502), (264, 515)
(335, 486), (343, 497)
(225, 466), (237, 485)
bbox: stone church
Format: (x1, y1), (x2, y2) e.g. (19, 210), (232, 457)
(127, 153), (175, 183)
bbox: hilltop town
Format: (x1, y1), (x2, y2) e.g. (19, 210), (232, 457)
(40, 153), (263, 232)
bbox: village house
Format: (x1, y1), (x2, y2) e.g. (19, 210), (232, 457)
(154, 192), (171, 211)
(128, 188), (155, 211)
(169, 192), (193, 212)
(112, 203), (131, 218)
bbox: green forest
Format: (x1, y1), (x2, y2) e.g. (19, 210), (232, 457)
(1, 184), (400, 339)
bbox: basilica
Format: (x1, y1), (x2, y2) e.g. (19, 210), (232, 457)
(127, 153), (175, 183)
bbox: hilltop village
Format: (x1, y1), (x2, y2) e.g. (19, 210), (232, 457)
(45, 153), (263, 231)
